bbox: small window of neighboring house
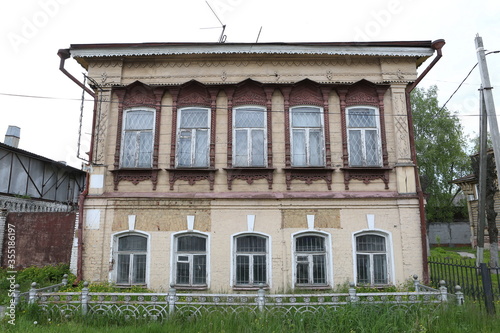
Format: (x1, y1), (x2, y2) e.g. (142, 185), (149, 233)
(233, 106), (266, 167)
(174, 234), (208, 287)
(234, 234), (269, 287)
(355, 234), (389, 285)
(121, 108), (155, 168)
(294, 234), (328, 286)
(347, 107), (382, 167)
(290, 106), (325, 167)
(177, 107), (210, 167)
(116, 234), (148, 285)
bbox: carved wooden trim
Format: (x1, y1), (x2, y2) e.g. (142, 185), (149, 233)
(177, 81), (211, 107)
(233, 80), (267, 106)
(320, 87), (332, 168)
(110, 169), (160, 191)
(169, 87), (180, 169)
(289, 80), (323, 107)
(112, 82), (164, 190)
(341, 167), (392, 190)
(264, 86), (274, 167)
(166, 169), (217, 191)
(281, 86), (292, 167)
(225, 87), (235, 167)
(283, 168), (334, 190)
(224, 168), (275, 190)
(336, 81), (391, 190)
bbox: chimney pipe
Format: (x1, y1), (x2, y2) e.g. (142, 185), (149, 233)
(4, 125), (20, 148)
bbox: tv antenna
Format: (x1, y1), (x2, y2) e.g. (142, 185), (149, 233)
(205, 1), (227, 43)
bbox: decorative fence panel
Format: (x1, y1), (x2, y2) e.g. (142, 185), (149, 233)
(13, 276), (464, 321)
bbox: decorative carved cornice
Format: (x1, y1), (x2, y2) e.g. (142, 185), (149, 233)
(166, 169), (217, 190)
(177, 81), (211, 107)
(341, 167), (391, 190)
(283, 168), (334, 190)
(224, 168), (275, 190)
(290, 80), (323, 106)
(110, 169), (160, 191)
(233, 80), (267, 106)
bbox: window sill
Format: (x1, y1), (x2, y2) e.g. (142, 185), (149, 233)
(232, 285), (270, 291)
(173, 285), (208, 291)
(165, 168), (217, 190)
(282, 167), (335, 190)
(110, 168), (161, 191)
(294, 285), (331, 290)
(223, 167), (276, 190)
(340, 167), (392, 190)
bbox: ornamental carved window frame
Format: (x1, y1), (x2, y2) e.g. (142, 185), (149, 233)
(112, 81), (164, 190)
(166, 80), (219, 190)
(337, 80), (391, 190)
(282, 79), (334, 190)
(223, 79), (276, 190)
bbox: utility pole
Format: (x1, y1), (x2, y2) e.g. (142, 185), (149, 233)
(475, 35), (500, 266)
(476, 88), (487, 264)
(475, 35), (500, 177)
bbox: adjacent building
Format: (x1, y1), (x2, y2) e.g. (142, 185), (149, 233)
(60, 40), (444, 291)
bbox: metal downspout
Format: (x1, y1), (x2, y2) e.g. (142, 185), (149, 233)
(58, 49), (97, 283)
(405, 39), (445, 283)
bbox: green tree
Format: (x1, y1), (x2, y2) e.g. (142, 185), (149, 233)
(411, 85), (471, 222)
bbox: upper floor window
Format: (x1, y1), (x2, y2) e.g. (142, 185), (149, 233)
(116, 234), (148, 285)
(174, 234), (208, 287)
(355, 233), (389, 285)
(347, 107), (382, 167)
(121, 108), (155, 168)
(234, 234), (269, 287)
(177, 107), (210, 167)
(290, 106), (324, 167)
(233, 106), (266, 167)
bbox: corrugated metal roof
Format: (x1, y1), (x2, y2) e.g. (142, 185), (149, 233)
(69, 41), (435, 59)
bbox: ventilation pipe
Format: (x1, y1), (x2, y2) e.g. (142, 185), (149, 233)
(4, 125), (20, 148)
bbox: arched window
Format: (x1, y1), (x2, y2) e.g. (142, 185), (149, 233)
(355, 233), (389, 285)
(115, 234), (148, 285)
(290, 106), (325, 167)
(173, 233), (208, 287)
(346, 106), (382, 167)
(121, 108), (155, 168)
(233, 234), (269, 287)
(293, 233), (328, 287)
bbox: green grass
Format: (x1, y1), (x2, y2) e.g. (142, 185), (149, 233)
(2, 302), (499, 332)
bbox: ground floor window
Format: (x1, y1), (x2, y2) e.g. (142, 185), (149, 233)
(174, 234), (207, 287)
(234, 234), (268, 287)
(116, 234), (147, 285)
(355, 234), (389, 285)
(294, 234), (328, 286)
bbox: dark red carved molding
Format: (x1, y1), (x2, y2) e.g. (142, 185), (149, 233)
(177, 80), (211, 107)
(233, 79), (267, 107)
(289, 80), (324, 107)
(166, 168), (217, 190)
(110, 169), (160, 191)
(283, 168), (334, 190)
(224, 168), (276, 190)
(341, 167), (391, 190)
(336, 80), (391, 189)
(112, 82), (164, 190)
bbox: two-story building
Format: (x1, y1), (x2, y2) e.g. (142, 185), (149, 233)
(59, 40), (444, 291)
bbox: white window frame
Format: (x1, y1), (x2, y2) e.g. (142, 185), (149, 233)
(120, 107), (156, 168)
(290, 105), (325, 167)
(233, 105), (267, 167)
(109, 230), (151, 286)
(352, 230), (394, 286)
(176, 107), (211, 168)
(291, 231), (333, 289)
(346, 106), (382, 167)
(231, 232), (271, 288)
(170, 231), (210, 288)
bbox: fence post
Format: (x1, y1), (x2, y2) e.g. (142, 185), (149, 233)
(455, 285), (464, 306)
(13, 284), (20, 306)
(439, 280), (447, 302)
(349, 283), (357, 303)
(413, 275), (420, 292)
(62, 274), (68, 287)
(479, 263), (496, 315)
(257, 284), (266, 312)
(81, 281), (89, 316)
(168, 284), (176, 315)
(28, 282), (37, 305)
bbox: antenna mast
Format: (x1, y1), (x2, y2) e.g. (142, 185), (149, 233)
(206, 1), (227, 43)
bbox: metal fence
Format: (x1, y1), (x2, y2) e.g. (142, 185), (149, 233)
(428, 257), (500, 314)
(12, 275), (464, 321)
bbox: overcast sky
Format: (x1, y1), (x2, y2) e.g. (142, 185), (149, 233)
(1, 0), (499, 168)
